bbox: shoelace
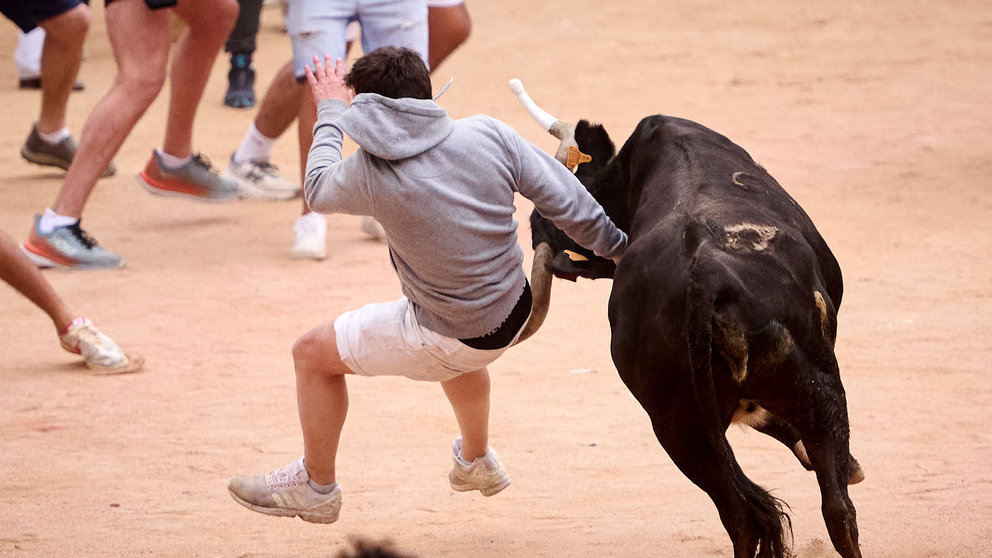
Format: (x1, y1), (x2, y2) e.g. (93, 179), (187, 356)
(250, 160), (281, 178)
(72, 323), (102, 351)
(271, 460), (304, 485)
(66, 223), (98, 249)
(190, 153), (217, 172)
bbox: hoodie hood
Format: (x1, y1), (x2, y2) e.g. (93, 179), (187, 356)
(338, 93), (454, 161)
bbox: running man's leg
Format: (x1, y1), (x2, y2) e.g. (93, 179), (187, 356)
(427, 0), (470, 71)
(166, 0), (238, 157)
(35, 4), (90, 134)
(0, 229), (74, 330)
(50, 0), (171, 219)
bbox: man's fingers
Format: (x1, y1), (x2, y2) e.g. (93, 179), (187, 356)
(311, 54), (324, 79)
(335, 57), (345, 77)
(304, 65), (316, 87)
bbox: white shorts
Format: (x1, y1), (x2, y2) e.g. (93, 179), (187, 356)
(334, 298), (514, 382)
(286, 0), (428, 80)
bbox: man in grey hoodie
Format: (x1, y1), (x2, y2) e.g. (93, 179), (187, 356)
(228, 47), (627, 524)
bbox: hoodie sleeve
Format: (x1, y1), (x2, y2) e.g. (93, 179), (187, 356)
(496, 122), (627, 262)
(304, 99), (373, 215)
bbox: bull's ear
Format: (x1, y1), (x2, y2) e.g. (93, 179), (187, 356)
(546, 250), (617, 281)
(574, 120), (616, 167)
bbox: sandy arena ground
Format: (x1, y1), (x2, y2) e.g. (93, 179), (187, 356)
(1, 1), (990, 556)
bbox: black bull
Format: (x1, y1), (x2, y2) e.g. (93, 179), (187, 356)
(530, 117), (862, 558)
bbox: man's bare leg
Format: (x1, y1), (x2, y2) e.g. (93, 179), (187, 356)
(255, 61), (304, 139)
(292, 321), (353, 484)
(35, 4), (90, 134)
(441, 368), (491, 461)
(0, 229), (74, 330)
(427, 3), (471, 71)
(165, 0), (238, 157)
(50, 0), (171, 218)
(298, 88), (318, 215)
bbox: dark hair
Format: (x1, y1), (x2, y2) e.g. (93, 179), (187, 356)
(345, 46), (432, 100)
(335, 539), (418, 558)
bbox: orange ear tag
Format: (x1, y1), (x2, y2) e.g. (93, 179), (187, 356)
(563, 250), (589, 262)
(566, 145), (593, 170)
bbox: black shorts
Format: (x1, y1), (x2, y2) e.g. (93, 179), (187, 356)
(105, 0), (178, 10)
(0, 0), (83, 32)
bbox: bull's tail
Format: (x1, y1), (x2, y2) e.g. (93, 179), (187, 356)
(686, 270), (792, 558)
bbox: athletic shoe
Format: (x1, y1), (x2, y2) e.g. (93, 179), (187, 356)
(21, 125), (116, 177)
(19, 76), (85, 91)
(59, 317), (143, 374)
(224, 54), (256, 108)
(228, 457), (342, 524)
(136, 150), (238, 202)
(448, 438), (511, 496)
(21, 215), (123, 270)
(360, 216), (387, 242)
(291, 212), (327, 260)
(224, 156), (300, 201)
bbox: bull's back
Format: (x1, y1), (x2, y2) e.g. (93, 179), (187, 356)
(609, 116), (843, 390)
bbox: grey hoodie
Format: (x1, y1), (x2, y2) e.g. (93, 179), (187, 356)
(305, 93), (627, 339)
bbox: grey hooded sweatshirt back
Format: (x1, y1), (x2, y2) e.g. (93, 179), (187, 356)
(306, 93), (626, 340)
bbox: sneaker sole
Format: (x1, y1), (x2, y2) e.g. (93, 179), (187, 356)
(228, 489), (340, 524)
(20, 242), (125, 271)
(449, 474), (511, 497)
(136, 172), (238, 203)
(21, 147), (71, 171)
(20, 147), (116, 177)
(85, 354), (145, 375)
(290, 248), (327, 261)
(228, 174), (301, 201)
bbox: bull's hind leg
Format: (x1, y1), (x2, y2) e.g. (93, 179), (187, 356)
(794, 373), (862, 558)
(649, 409), (791, 558)
(737, 405), (864, 484)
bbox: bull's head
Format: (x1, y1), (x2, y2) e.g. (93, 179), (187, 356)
(511, 80), (623, 343)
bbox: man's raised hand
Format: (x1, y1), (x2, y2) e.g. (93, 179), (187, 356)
(305, 54), (353, 106)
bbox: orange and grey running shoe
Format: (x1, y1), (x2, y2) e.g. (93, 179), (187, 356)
(136, 150), (238, 202)
(21, 215), (123, 270)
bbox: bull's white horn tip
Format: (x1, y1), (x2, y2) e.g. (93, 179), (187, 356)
(508, 78), (525, 96)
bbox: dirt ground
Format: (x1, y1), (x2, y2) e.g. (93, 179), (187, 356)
(1, 1), (990, 556)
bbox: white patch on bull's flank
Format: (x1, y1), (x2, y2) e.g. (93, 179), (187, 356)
(732, 400), (770, 427)
(724, 223), (779, 252)
(732, 171), (750, 188)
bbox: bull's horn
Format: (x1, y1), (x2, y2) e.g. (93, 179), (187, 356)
(508, 79), (590, 171)
(515, 241), (554, 344)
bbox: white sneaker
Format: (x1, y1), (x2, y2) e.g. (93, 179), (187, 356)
(360, 216), (387, 242)
(228, 457), (342, 524)
(59, 317), (143, 374)
(448, 438), (511, 497)
(292, 212), (327, 260)
(225, 155), (300, 201)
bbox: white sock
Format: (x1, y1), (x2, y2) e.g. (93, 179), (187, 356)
(38, 208), (79, 235)
(307, 479), (339, 494)
(37, 126), (71, 144)
(156, 148), (191, 169)
(233, 123), (276, 164)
